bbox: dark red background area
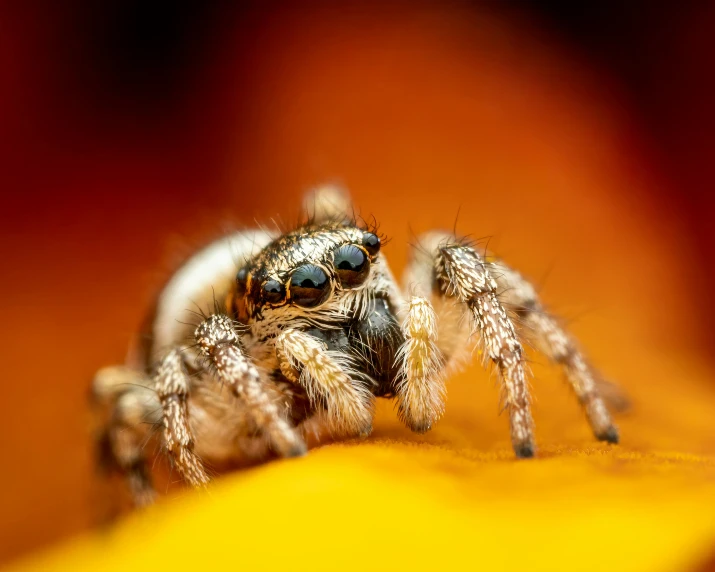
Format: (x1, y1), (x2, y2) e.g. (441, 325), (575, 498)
(533, 2), (715, 303)
(1, 1), (714, 564)
(4, 1), (715, 331)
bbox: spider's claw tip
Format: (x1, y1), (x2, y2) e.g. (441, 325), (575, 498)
(358, 425), (373, 439)
(514, 443), (535, 459)
(597, 425), (620, 444)
(402, 414), (433, 434)
(411, 422), (432, 434)
(285, 442), (308, 458)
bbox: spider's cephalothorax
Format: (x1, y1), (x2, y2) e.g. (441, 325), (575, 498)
(92, 185), (623, 505)
(235, 223), (404, 406)
(237, 223), (382, 321)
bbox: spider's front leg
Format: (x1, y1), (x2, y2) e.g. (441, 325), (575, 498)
(275, 328), (374, 436)
(93, 366), (160, 506)
(195, 315), (308, 458)
(155, 349), (211, 487)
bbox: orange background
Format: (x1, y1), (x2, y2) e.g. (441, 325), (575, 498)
(1, 3), (714, 568)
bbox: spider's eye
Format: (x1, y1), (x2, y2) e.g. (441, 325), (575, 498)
(333, 244), (369, 287)
(262, 279), (286, 305)
(289, 264), (330, 308)
(362, 232), (380, 256)
(236, 267), (249, 297)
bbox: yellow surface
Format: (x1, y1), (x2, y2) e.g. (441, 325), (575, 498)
(11, 353), (715, 572)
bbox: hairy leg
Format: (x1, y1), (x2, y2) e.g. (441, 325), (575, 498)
(92, 366), (159, 506)
(490, 261), (619, 443)
(303, 184), (352, 224)
(437, 244), (535, 457)
(275, 328), (373, 436)
(195, 315), (307, 457)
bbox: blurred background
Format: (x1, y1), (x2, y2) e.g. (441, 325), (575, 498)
(1, 0), (715, 566)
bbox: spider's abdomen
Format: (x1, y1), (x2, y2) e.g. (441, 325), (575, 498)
(137, 230), (274, 369)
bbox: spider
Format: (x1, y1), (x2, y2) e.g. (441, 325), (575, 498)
(93, 185), (620, 505)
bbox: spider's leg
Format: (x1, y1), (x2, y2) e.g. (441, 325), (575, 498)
(195, 315), (307, 458)
(438, 244), (535, 457)
(303, 184), (353, 223)
(490, 261), (619, 443)
(92, 366), (159, 506)
(275, 328), (374, 436)
(155, 349), (211, 487)
(394, 296), (446, 432)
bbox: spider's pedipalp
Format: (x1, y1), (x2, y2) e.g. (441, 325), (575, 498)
(491, 261), (619, 443)
(395, 296), (446, 432)
(195, 316), (307, 458)
(436, 245), (535, 457)
(275, 328), (374, 436)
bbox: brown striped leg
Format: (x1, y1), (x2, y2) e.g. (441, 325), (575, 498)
(156, 349), (210, 487)
(436, 245), (535, 458)
(92, 366), (159, 506)
(303, 184), (352, 224)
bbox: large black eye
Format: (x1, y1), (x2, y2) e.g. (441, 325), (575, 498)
(262, 279), (286, 305)
(236, 267), (249, 297)
(289, 264), (330, 308)
(334, 244), (369, 287)
(362, 232), (380, 256)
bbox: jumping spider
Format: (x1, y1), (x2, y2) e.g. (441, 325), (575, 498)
(93, 185), (620, 505)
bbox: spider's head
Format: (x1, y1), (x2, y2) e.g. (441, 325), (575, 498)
(235, 223), (381, 321)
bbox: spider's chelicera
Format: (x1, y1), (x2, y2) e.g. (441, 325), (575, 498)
(93, 186), (621, 505)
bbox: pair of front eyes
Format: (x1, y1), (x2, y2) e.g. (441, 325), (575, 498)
(238, 232), (380, 309)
